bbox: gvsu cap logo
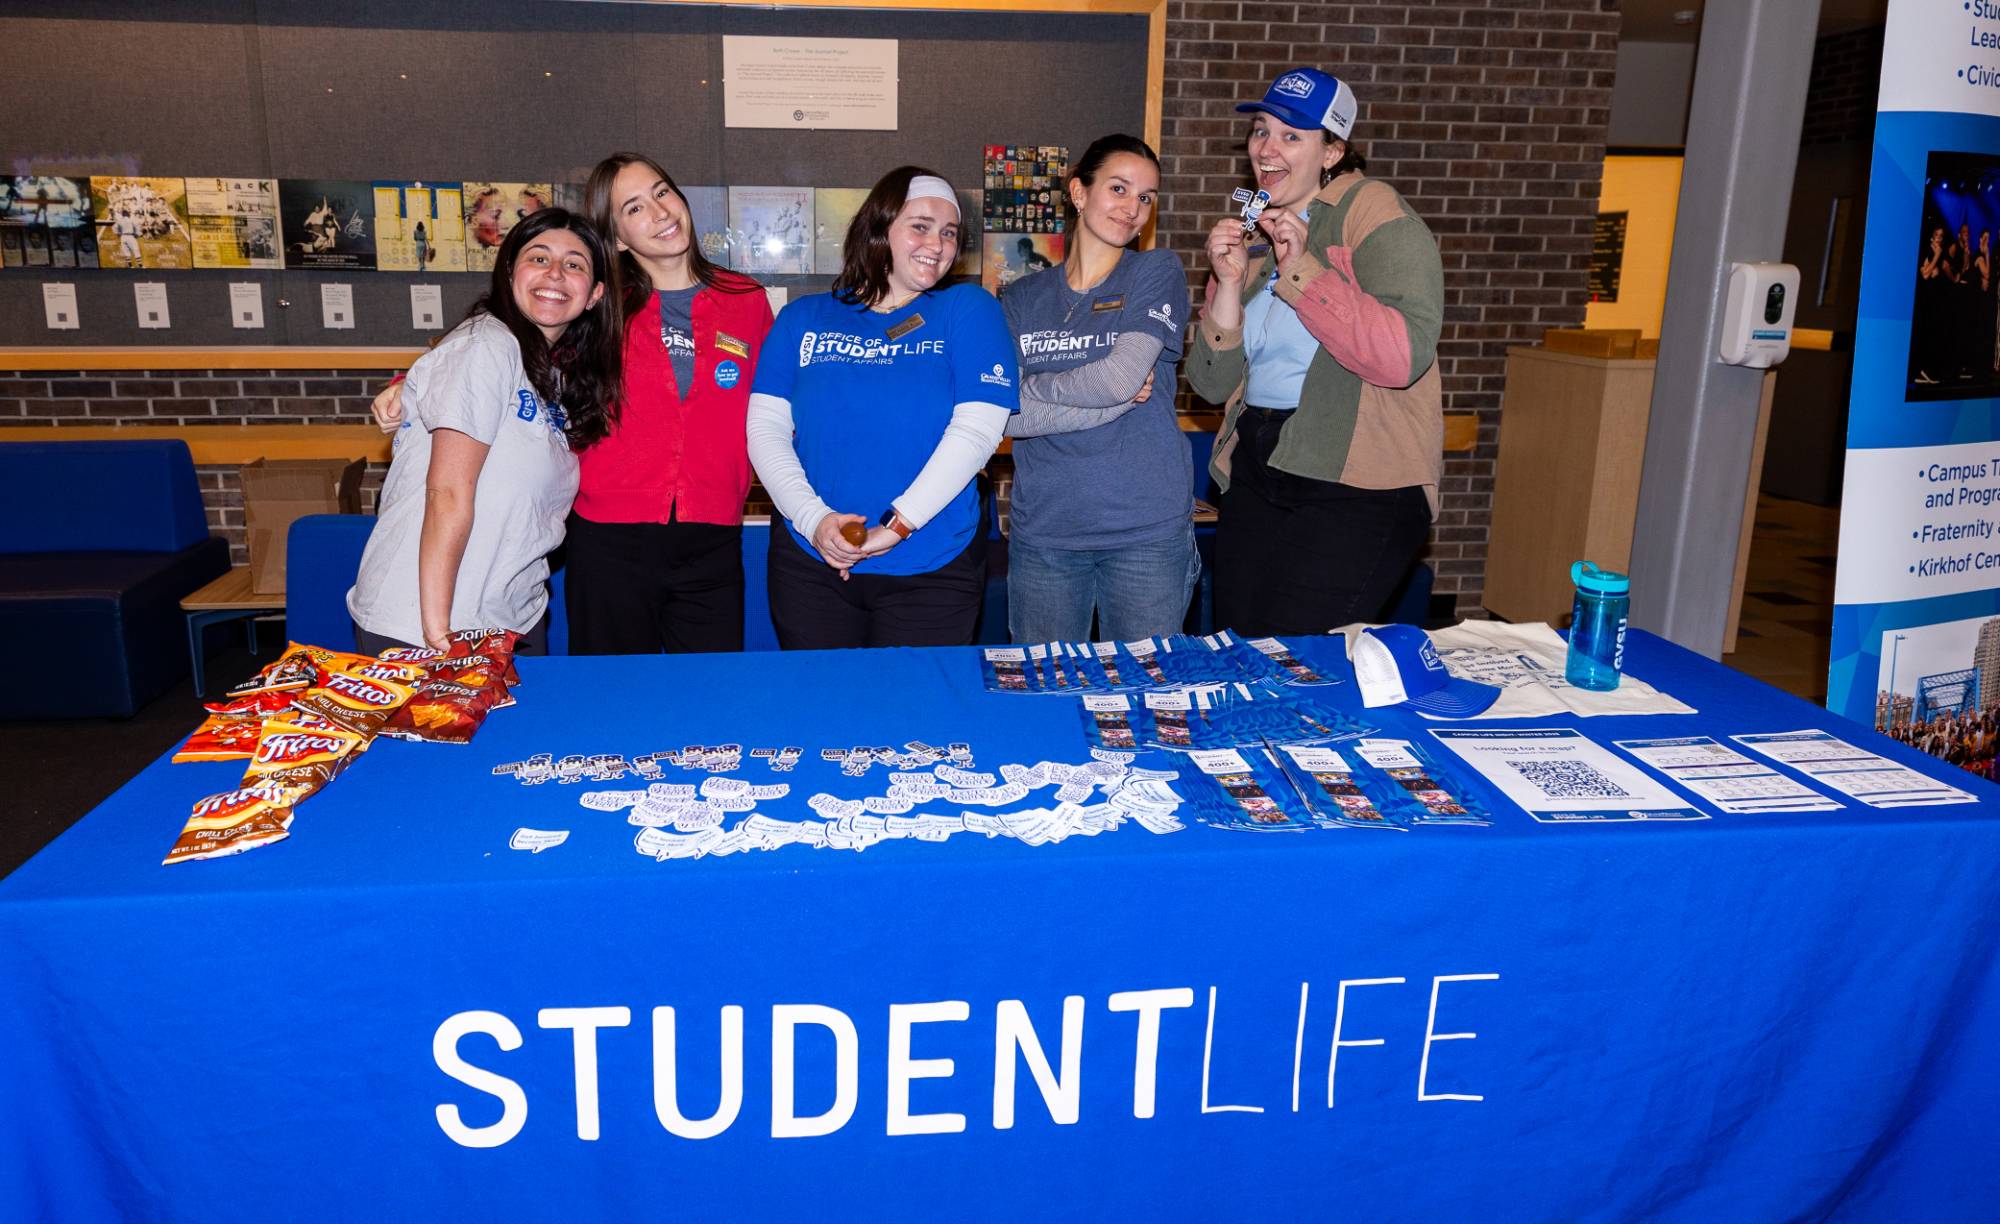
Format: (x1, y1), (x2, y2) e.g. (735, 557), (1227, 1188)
(1274, 72), (1315, 98)
(979, 362), (1013, 388)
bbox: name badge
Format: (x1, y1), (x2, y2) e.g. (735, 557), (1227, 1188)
(1092, 294), (1124, 312)
(885, 314), (926, 341)
(715, 331), (749, 360)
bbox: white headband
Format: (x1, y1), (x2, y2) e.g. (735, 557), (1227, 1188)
(905, 175), (959, 216)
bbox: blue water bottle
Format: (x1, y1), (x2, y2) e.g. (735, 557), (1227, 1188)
(1565, 561), (1629, 691)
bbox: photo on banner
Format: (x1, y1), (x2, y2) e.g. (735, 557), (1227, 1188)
(185, 178), (280, 270)
(1828, 0), (2000, 777)
(1905, 151), (2000, 400)
(461, 182), (551, 273)
(680, 185), (731, 268)
(730, 185), (812, 276)
(278, 179), (376, 271)
(0, 175), (92, 268)
(982, 231), (1063, 297)
(91, 176), (192, 270)
(375, 181), (465, 273)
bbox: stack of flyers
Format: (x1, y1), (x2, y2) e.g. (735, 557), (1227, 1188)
(1141, 690), (1212, 751)
(1243, 635), (1344, 686)
(1350, 738), (1492, 826)
(1089, 641), (1135, 690)
(981, 646), (1039, 693)
(1271, 743), (1404, 830)
(1182, 747), (1318, 831)
(1201, 682), (1374, 749)
(1078, 693), (1157, 752)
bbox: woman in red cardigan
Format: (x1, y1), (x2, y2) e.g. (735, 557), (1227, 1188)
(374, 152), (774, 653)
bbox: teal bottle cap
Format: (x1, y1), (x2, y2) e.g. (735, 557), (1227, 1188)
(1571, 560), (1630, 595)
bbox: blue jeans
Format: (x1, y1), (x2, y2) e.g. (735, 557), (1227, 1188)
(1007, 523), (1201, 643)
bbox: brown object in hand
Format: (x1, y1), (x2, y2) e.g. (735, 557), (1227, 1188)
(839, 520), (868, 548)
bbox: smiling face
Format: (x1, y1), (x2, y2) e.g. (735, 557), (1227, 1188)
(1068, 151), (1158, 253)
(1246, 112), (1342, 211)
(883, 195), (960, 301)
(509, 227), (605, 343)
(608, 161), (691, 262)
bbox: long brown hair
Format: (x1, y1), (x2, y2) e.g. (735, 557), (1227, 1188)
(465, 207), (622, 450)
(831, 165), (952, 308)
(583, 151), (758, 325)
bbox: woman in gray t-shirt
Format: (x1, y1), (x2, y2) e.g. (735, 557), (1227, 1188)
(1001, 134), (1196, 643)
(347, 208), (623, 652)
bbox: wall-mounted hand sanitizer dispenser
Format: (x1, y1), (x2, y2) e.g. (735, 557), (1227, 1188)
(1717, 261), (1800, 368)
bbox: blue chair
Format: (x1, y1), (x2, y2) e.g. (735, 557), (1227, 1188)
(1385, 561), (1437, 628)
(1187, 429), (1218, 634)
(741, 521), (779, 652)
(1, 440), (230, 718)
(284, 514), (377, 650)
(287, 513), (576, 653)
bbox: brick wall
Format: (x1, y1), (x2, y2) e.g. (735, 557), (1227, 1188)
(1156, 0), (1620, 614)
(2, 0), (1621, 616)
(1800, 25), (1883, 148)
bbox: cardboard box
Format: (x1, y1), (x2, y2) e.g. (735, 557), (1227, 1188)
(241, 457), (365, 594)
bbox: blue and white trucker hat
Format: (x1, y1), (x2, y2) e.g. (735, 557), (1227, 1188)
(1351, 624), (1502, 718)
(1236, 68), (1359, 139)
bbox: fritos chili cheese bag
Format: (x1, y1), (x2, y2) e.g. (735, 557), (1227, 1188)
(288, 667), (418, 741)
(240, 720), (366, 807)
(163, 784), (293, 865)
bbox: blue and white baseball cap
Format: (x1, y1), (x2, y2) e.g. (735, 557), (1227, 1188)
(1237, 68), (1359, 139)
(1351, 624), (1501, 718)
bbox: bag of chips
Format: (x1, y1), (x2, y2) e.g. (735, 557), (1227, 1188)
(163, 784), (294, 865)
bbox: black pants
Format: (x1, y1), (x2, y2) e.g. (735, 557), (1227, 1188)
(563, 514), (744, 654)
(767, 521), (986, 650)
(352, 611), (550, 656)
(1213, 408), (1432, 637)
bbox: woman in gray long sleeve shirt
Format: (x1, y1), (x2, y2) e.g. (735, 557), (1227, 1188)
(1001, 134), (1197, 643)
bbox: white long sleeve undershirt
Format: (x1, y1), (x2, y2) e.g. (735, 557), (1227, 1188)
(746, 392), (1010, 539)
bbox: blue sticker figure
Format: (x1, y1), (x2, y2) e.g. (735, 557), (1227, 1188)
(714, 360), (741, 389)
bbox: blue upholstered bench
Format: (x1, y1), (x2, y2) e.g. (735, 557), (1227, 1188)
(0, 440), (231, 719)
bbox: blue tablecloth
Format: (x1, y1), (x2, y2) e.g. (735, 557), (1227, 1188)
(4, 632), (1999, 1221)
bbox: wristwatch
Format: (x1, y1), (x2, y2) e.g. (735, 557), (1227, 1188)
(879, 506), (913, 540)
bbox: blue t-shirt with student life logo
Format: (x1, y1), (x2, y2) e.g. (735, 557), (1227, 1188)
(754, 283), (1020, 575)
(1003, 246), (1192, 549)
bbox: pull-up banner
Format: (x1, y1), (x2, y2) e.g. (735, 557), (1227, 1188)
(1830, 0), (2000, 770)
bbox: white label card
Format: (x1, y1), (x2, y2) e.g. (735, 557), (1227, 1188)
(320, 282), (355, 329)
(134, 282), (170, 329)
(1428, 727), (1703, 823)
(228, 282), (264, 329)
(42, 283), (78, 330)
(411, 284), (443, 330)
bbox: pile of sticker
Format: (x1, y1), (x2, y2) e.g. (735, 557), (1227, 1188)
(501, 748), (1188, 859)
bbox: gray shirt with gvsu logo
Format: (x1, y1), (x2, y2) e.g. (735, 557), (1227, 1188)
(1002, 245), (1192, 550)
(348, 313), (580, 645)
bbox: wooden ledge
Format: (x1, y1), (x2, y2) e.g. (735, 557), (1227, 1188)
(0, 347), (423, 372)
(0, 424), (391, 464)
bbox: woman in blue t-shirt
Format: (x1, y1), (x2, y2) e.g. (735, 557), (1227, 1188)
(1001, 134), (1195, 642)
(747, 166), (1020, 648)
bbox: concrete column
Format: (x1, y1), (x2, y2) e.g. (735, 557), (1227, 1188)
(1627, 0), (1823, 655)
